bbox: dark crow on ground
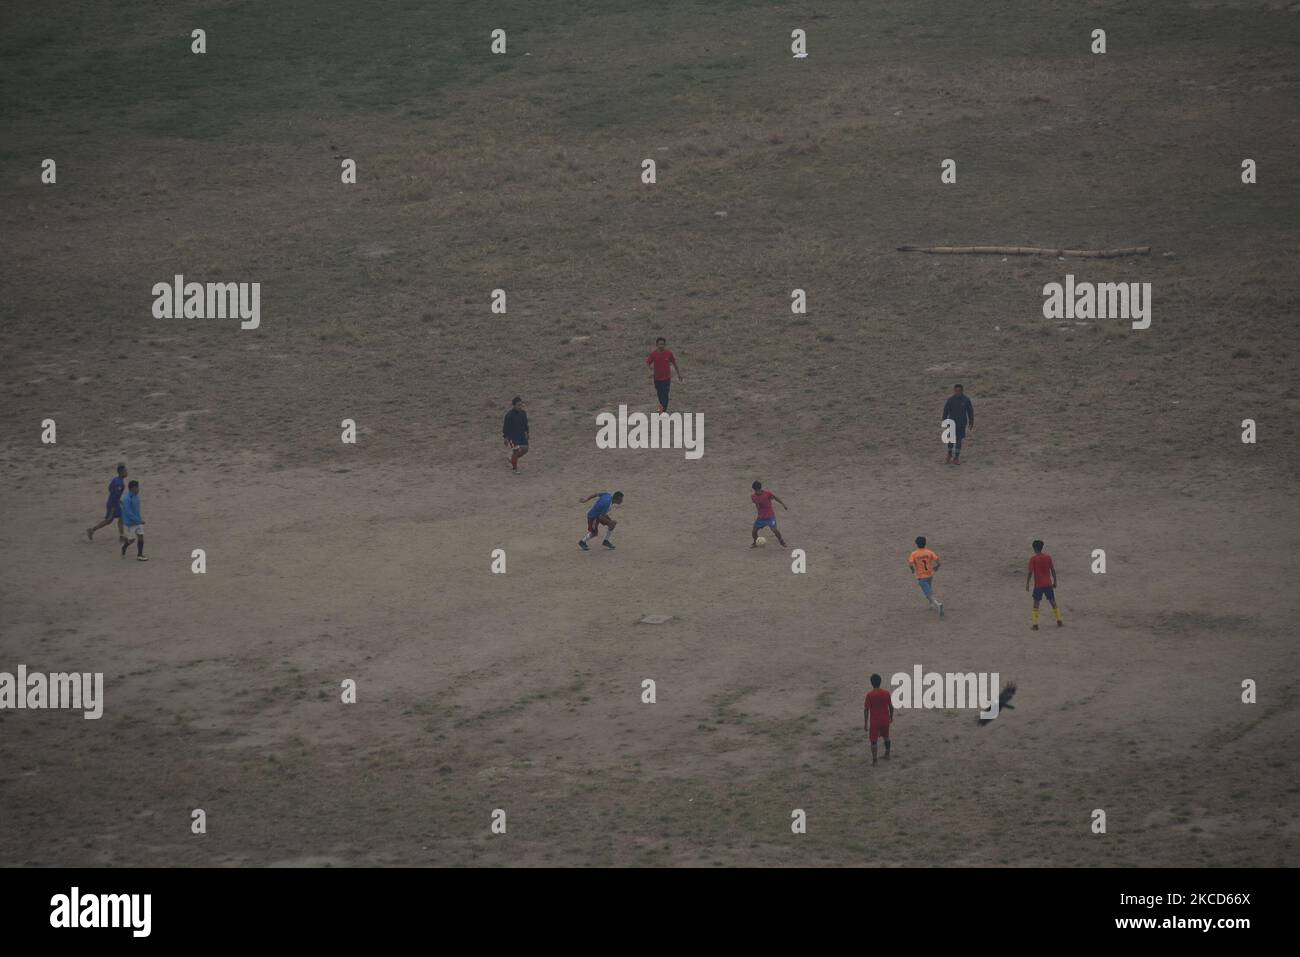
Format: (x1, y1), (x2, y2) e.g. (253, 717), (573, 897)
(977, 682), (1016, 726)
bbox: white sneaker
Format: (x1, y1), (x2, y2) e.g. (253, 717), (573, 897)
(936, 601), (944, 618)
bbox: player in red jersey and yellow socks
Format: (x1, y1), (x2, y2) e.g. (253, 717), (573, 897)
(1026, 539), (1062, 630)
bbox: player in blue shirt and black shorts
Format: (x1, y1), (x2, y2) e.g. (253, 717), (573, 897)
(578, 491), (624, 550)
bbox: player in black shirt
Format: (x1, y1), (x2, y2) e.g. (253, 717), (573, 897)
(942, 384), (974, 465)
(503, 396), (530, 474)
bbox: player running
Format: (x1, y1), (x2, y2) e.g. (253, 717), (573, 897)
(908, 536), (944, 616)
(502, 396), (530, 474)
(1026, 539), (1063, 630)
(864, 673), (895, 765)
(646, 337), (682, 412)
(87, 463), (131, 547)
(579, 490), (623, 550)
(750, 481), (788, 548)
(942, 384), (974, 465)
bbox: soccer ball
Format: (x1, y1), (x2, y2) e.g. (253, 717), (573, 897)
(756, 536), (767, 546)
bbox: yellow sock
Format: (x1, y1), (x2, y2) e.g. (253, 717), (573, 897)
(1032, 607), (1039, 625)
(1054, 606), (1062, 622)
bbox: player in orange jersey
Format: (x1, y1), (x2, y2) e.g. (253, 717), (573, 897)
(908, 536), (943, 617)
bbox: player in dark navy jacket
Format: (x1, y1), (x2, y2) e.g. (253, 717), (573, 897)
(87, 463), (130, 545)
(503, 396), (530, 474)
(942, 385), (975, 465)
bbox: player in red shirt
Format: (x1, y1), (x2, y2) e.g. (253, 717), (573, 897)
(1025, 539), (1063, 630)
(750, 480), (789, 548)
(646, 337), (682, 412)
(864, 673), (895, 765)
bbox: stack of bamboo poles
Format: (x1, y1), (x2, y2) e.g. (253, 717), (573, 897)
(897, 245), (1150, 259)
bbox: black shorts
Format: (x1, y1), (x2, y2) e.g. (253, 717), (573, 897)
(654, 379), (671, 407)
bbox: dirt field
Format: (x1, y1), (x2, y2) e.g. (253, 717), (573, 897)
(1, 0), (1298, 867)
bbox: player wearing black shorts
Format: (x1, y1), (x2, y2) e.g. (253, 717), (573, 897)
(502, 396), (529, 474)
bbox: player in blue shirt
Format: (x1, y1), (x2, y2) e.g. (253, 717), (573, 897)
(578, 491), (624, 550)
(87, 463), (130, 546)
(119, 480), (146, 561)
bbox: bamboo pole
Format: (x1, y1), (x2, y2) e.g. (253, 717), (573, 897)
(896, 244), (1150, 259)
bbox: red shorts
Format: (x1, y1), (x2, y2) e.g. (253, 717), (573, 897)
(587, 515), (613, 534)
(869, 722), (890, 743)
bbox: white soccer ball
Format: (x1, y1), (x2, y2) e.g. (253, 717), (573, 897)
(756, 536), (767, 546)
